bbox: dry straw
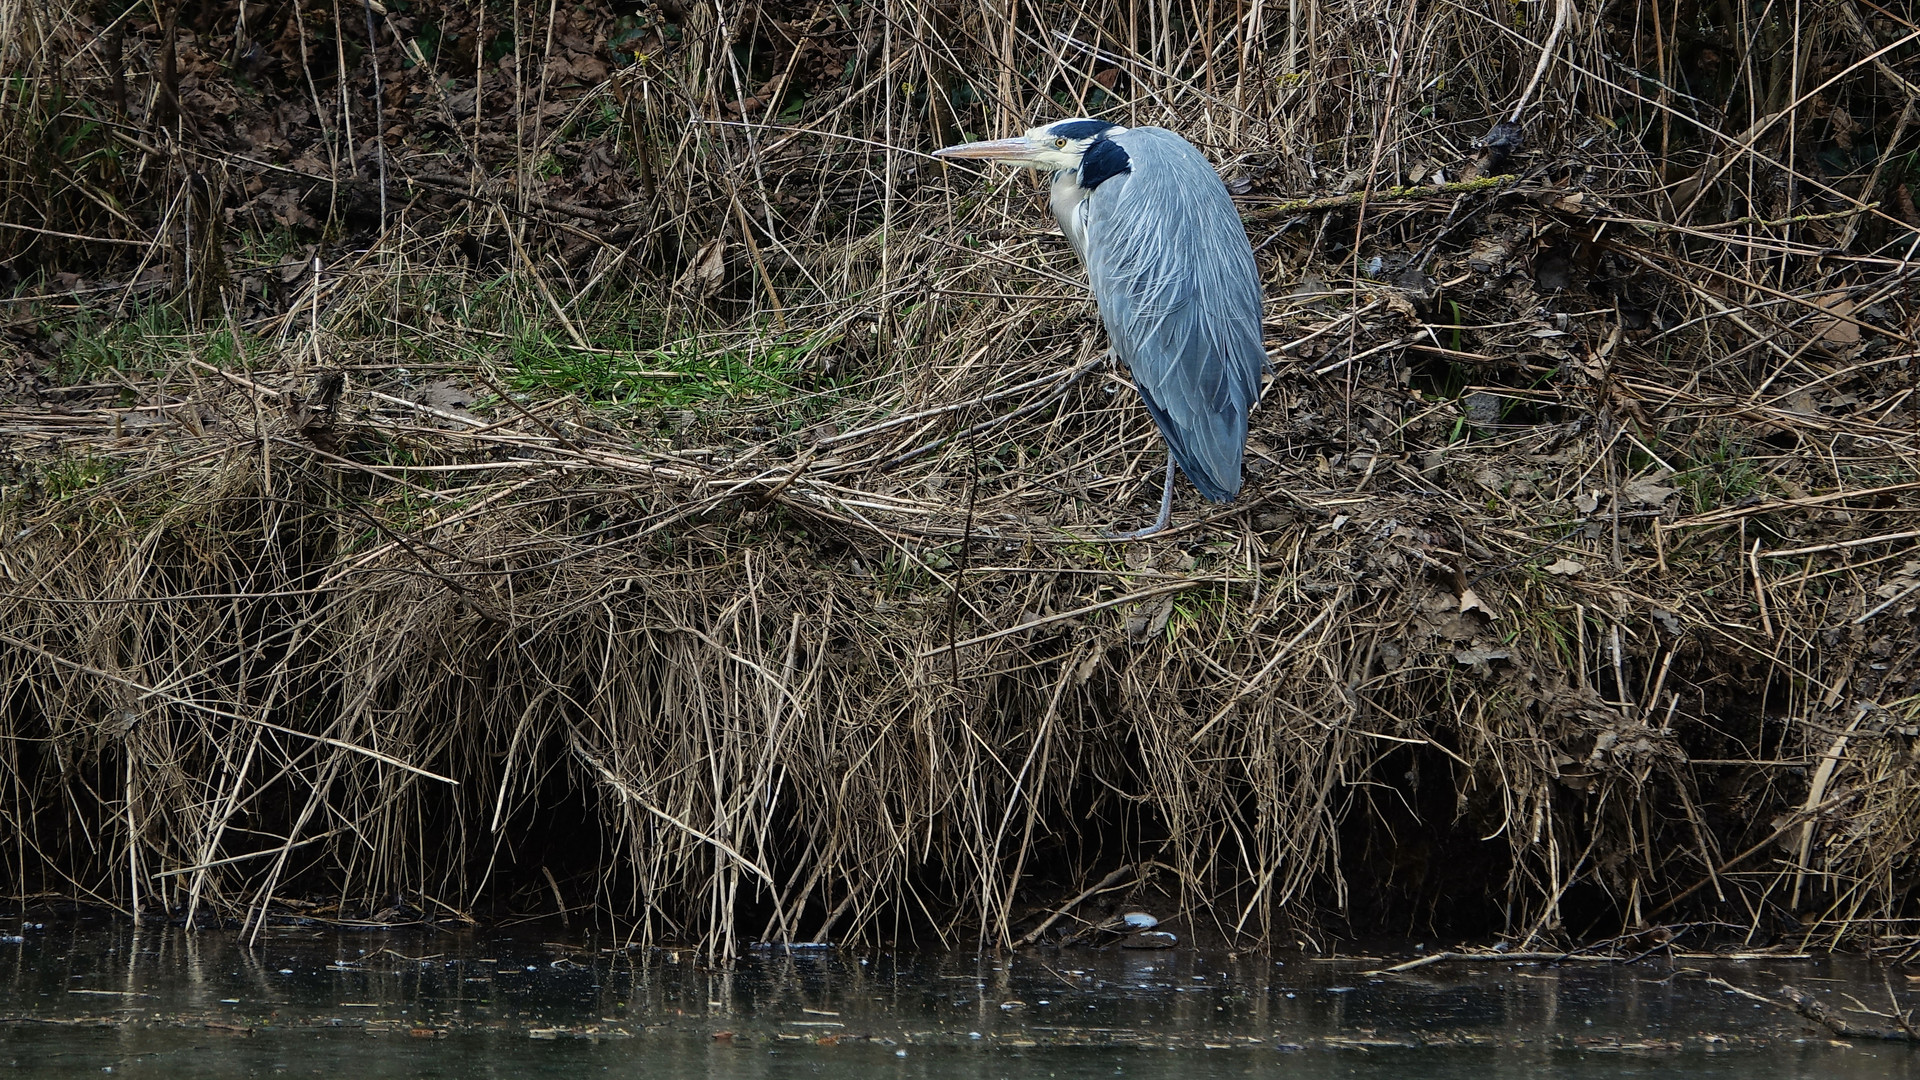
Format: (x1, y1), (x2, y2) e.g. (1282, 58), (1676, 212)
(1, 0), (1918, 957)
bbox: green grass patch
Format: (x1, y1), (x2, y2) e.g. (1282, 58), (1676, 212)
(12, 455), (119, 506)
(1671, 440), (1767, 514)
(51, 304), (255, 384)
(505, 328), (820, 410)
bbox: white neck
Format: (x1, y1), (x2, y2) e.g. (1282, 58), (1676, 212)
(1048, 170), (1092, 264)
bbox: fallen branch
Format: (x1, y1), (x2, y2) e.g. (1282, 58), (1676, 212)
(1707, 977), (1917, 1041)
(1779, 984), (1917, 1042)
(1363, 950), (1621, 976)
(1015, 865), (1135, 947)
(406, 172), (631, 227)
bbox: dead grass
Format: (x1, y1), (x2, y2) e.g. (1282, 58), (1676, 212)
(1, 0), (1918, 957)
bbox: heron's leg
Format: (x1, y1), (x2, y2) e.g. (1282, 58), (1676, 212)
(1112, 456), (1175, 541)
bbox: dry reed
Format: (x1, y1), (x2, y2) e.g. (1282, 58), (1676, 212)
(0, 0), (1917, 957)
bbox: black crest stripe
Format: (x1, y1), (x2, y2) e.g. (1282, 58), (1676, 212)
(1079, 137), (1131, 189)
(1047, 119), (1115, 140)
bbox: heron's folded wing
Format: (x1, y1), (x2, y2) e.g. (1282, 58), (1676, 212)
(1086, 128), (1265, 502)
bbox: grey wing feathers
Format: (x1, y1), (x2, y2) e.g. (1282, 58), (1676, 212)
(1085, 127), (1264, 502)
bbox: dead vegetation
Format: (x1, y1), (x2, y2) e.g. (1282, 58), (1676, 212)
(0, 0), (1918, 958)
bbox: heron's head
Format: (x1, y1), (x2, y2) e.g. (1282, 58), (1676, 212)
(933, 118), (1126, 173)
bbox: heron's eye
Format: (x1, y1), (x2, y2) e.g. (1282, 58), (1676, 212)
(1053, 137), (1069, 149)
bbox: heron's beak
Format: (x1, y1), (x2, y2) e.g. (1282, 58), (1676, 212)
(932, 137), (1035, 163)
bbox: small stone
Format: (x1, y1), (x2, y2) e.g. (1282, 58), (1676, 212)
(1462, 392), (1503, 427)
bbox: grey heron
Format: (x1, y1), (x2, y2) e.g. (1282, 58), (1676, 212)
(934, 119), (1265, 539)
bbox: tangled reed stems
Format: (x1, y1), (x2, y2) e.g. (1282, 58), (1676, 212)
(1, 0), (1918, 956)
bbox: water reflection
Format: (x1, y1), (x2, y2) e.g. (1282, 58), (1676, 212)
(0, 921), (1913, 1077)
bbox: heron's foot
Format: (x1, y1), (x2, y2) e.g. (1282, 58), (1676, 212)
(1101, 520), (1171, 542)
(1102, 457), (1177, 540)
